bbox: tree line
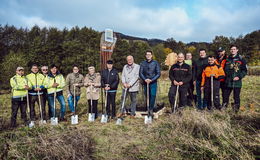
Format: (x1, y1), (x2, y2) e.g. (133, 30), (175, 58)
(0, 25), (259, 89)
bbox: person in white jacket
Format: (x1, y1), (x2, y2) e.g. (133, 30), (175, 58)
(120, 55), (140, 117)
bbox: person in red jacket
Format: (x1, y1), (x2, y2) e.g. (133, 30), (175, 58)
(201, 56), (225, 110)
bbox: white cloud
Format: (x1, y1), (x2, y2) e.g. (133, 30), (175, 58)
(0, 0), (259, 42)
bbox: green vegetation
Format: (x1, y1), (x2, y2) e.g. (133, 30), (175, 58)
(0, 76), (259, 159)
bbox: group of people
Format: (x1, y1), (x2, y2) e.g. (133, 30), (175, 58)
(9, 45), (247, 127)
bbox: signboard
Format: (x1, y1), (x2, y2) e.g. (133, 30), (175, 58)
(105, 29), (113, 43)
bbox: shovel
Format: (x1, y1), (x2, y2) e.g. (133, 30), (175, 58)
(173, 85), (179, 113)
(144, 83), (152, 124)
(51, 89), (58, 125)
(210, 75), (214, 109)
(37, 90), (45, 125)
(88, 84), (95, 122)
(116, 88), (128, 125)
(101, 87), (108, 123)
(71, 85), (79, 125)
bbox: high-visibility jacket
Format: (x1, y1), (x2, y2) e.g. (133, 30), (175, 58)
(44, 73), (66, 94)
(26, 72), (45, 95)
(10, 74), (30, 98)
(201, 64), (225, 87)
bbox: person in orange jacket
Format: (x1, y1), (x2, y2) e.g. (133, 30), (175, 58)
(201, 56), (225, 110)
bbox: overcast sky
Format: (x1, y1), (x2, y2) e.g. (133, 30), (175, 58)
(0, 0), (260, 42)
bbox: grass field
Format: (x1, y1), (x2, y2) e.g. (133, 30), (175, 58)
(0, 75), (259, 159)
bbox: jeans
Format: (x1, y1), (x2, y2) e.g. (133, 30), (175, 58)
(67, 95), (80, 112)
(48, 94), (66, 118)
(143, 82), (157, 111)
(196, 81), (207, 109)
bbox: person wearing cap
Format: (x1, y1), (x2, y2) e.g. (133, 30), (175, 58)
(26, 64), (46, 123)
(40, 65), (52, 119)
(101, 60), (119, 119)
(185, 52), (196, 106)
(10, 67), (30, 127)
(120, 55), (140, 117)
(84, 66), (101, 119)
(44, 64), (66, 121)
(139, 50), (161, 117)
(222, 45), (247, 112)
(215, 47), (227, 104)
(66, 65), (84, 113)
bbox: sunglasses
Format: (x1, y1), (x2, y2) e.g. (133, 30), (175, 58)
(42, 69), (48, 71)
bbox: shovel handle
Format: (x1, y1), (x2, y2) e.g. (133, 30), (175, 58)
(173, 85), (179, 113)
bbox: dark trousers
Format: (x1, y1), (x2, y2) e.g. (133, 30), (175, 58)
(88, 99), (98, 119)
(29, 95), (46, 120)
(168, 85), (188, 110)
(223, 87), (241, 108)
(10, 98), (27, 127)
(42, 91), (52, 119)
(187, 81), (195, 106)
(106, 92), (116, 118)
(220, 81), (225, 104)
(204, 80), (221, 110)
(196, 81), (207, 109)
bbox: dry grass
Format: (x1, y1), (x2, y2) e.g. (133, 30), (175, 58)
(0, 76), (259, 160)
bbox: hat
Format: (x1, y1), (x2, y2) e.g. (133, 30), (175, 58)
(106, 60), (113, 64)
(217, 47), (224, 52)
(16, 66), (24, 71)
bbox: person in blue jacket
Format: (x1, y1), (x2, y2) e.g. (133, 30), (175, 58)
(139, 50), (161, 117)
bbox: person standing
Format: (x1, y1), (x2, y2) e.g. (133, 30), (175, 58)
(222, 45), (247, 112)
(215, 47), (227, 104)
(26, 64), (46, 123)
(139, 50), (161, 117)
(101, 60), (119, 119)
(44, 64), (67, 121)
(194, 49), (208, 109)
(185, 52), (195, 106)
(84, 66), (101, 119)
(121, 55), (140, 117)
(66, 65), (84, 113)
(201, 56), (225, 110)
(40, 65), (52, 119)
(10, 67), (29, 128)
(168, 53), (192, 111)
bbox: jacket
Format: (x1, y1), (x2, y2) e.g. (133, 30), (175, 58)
(201, 63), (225, 87)
(122, 63), (140, 92)
(194, 57), (208, 81)
(224, 54), (247, 88)
(84, 73), (101, 100)
(26, 72), (45, 95)
(44, 72), (66, 95)
(66, 73), (84, 96)
(10, 74), (30, 99)
(169, 62), (192, 87)
(101, 68), (119, 91)
(139, 59), (160, 83)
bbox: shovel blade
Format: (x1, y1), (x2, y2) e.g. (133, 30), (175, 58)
(144, 116), (152, 124)
(29, 121), (35, 128)
(51, 117), (58, 125)
(39, 120), (47, 125)
(88, 113), (95, 122)
(116, 118), (123, 125)
(101, 114), (108, 123)
(71, 115), (79, 125)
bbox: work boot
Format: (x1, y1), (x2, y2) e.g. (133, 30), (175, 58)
(222, 103), (228, 110)
(233, 104), (240, 113)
